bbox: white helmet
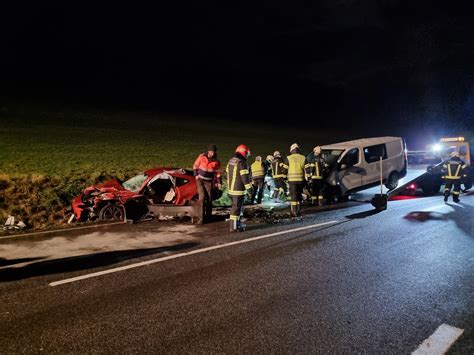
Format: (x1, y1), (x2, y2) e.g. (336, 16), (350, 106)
(450, 151), (460, 158)
(313, 146), (321, 154)
(266, 155), (274, 162)
(273, 150), (281, 158)
(290, 143), (299, 152)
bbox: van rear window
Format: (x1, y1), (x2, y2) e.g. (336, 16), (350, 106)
(364, 144), (387, 163)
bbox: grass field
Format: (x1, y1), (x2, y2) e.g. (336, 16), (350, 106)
(1, 103), (356, 230)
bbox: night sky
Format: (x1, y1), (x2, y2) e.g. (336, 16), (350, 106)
(2, 1), (474, 135)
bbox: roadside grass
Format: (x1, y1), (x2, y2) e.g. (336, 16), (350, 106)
(0, 104), (353, 231)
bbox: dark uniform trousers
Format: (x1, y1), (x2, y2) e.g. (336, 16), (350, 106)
(273, 178), (286, 197)
(251, 178), (265, 204)
(229, 196), (244, 221)
(196, 179), (213, 221)
(310, 179), (324, 202)
(289, 182), (304, 206)
(444, 180), (461, 201)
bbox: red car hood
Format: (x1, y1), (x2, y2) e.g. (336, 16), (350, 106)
(83, 179), (141, 200)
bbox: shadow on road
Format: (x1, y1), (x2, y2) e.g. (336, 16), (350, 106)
(345, 209), (382, 219)
(404, 201), (473, 237)
(404, 211), (447, 222)
(0, 257), (45, 267)
(447, 202), (474, 237)
(0, 242), (198, 282)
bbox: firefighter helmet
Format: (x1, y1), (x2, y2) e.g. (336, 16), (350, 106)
(313, 146), (322, 155)
(273, 151), (281, 158)
(266, 155), (274, 162)
(235, 144), (251, 158)
(290, 143), (299, 152)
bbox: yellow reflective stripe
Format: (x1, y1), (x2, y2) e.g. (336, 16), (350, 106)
(461, 164), (467, 169)
(240, 169), (249, 175)
(228, 190), (245, 196)
(230, 215), (239, 220)
(311, 176), (323, 180)
(290, 201), (299, 206)
(444, 176), (461, 179)
(231, 165), (237, 192)
(318, 196), (323, 199)
(273, 174), (285, 178)
(315, 163), (320, 178)
(447, 164), (452, 177)
(244, 183), (252, 189)
(453, 191), (460, 195)
(282, 164), (289, 169)
(455, 164), (462, 177)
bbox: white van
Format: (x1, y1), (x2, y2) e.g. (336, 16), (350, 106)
(321, 137), (407, 201)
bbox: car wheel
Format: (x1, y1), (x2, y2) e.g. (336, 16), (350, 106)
(384, 172), (399, 191)
(420, 182), (441, 195)
(99, 204), (125, 221)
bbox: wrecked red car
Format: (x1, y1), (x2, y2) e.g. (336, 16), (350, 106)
(71, 168), (199, 222)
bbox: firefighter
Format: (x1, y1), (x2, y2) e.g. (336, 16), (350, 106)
(305, 146), (329, 206)
(283, 143), (306, 217)
(226, 144), (253, 231)
(442, 151), (468, 203)
(250, 156), (266, 204)
(264, 155), (274, 198)
(271, 151), (287, 202)
(193, 144), (222, 223)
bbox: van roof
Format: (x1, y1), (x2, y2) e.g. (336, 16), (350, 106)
(321, 137), (402, 150)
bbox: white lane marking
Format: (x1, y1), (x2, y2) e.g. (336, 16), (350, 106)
(412, 323), (464, 355)
(50, 220), (339, 286)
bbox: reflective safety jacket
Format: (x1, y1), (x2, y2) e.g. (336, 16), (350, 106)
(226, 154), (252, 196)
(271, 157), (287, 179)
(251, 161), (265, 179)
(442, 157), (467, 180)
(304, 153), (329, 180)
(283, 153), (306, 182)
(193, 153), (222, 182)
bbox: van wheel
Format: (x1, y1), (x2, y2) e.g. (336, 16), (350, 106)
(327, 187), (344, 204)
(385, 172), (399, 191)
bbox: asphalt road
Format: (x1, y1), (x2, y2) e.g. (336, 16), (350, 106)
(0, 189), (472, 353)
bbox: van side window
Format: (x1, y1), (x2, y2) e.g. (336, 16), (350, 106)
(364, 144), (387, 164)
(340, 148), (359, 167)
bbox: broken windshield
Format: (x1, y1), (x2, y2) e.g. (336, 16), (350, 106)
(322, 149), (344, 166)
(122, 173), (148, 192)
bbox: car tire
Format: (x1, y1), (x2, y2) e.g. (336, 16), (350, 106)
(99, 204), (125, 221)
(421, 182), (441, 195)
(384, 172), (399, 191)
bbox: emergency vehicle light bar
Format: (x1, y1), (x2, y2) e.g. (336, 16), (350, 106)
(440, 137), (465, 142)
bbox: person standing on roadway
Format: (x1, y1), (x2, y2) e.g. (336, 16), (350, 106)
(283, 143), (306, 218)
(193, 144), (222, 223)
(442, 151), (467, 203)
(305, 146), (329, 206)
(226, 144), (253, 232)
(250, 156), (266, 204)
(271, 151), (287, 202)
